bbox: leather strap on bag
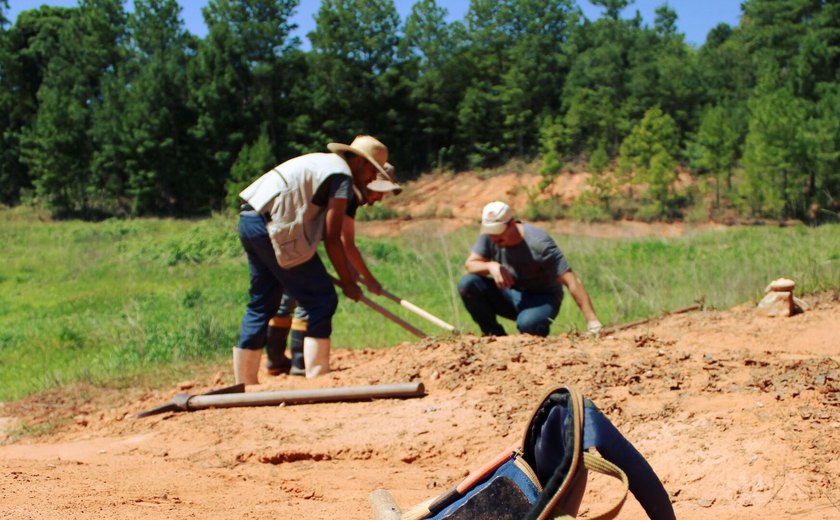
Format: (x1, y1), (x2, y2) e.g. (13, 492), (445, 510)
(533, 386), (584, 520)
(533, 386), (629, 520)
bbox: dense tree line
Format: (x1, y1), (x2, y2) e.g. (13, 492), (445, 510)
(0, 0), (838, 221)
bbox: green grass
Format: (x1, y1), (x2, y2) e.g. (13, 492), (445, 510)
(1, 206), (838, 401)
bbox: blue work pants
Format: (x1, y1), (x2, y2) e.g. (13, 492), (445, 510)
(458, 274), (561, 337)
(237, 212), (337, 350)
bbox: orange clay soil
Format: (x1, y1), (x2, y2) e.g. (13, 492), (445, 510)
(2, 292), (839, 519)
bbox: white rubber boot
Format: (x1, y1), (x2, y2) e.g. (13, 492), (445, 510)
(232, 347), (262, 385)
(303, 337), (330, 378)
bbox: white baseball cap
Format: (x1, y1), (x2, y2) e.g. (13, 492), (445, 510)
(480, 201), (514, 235)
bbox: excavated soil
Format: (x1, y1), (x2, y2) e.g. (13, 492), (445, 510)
(2, 293), (839, 519)
(2, 171), (839, 519)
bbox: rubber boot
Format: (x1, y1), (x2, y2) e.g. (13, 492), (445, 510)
(265, 315), (291, 375)
(232, 346), (262, 385)
(303, 337), (330, 379)
(289, 318), (307, 376)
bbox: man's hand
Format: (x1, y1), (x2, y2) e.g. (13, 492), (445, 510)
(362, 277), (383, 296)
(488, 262), (515, 289)
(342, 281), (362, 302)
(586, 320), (603, 335)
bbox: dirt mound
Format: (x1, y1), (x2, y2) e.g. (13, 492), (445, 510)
(380, 169), (576, 220)
(2, 292), (839, 519)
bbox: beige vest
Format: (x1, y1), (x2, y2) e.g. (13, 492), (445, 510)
(239, 153), (351, 268)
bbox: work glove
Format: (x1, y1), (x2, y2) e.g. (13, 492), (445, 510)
(586, 320), (603, 335)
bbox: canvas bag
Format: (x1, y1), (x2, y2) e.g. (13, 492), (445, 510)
(400, 385), (675, 520)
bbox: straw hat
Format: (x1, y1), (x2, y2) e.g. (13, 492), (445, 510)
(327, 135), (401, 192)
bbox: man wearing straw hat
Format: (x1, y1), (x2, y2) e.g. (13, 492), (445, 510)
(458, 201), (602, 337)
(264, 163), (400, 377)
(235, 136), (401, 383)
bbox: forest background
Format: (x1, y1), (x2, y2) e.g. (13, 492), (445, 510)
(1, 0), (839, 223)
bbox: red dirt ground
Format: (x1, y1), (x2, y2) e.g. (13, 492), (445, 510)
(1, 172), (839, 519)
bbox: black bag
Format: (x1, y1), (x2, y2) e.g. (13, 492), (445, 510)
(398, 385), (675, 520)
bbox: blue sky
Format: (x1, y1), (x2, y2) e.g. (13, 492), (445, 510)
(6, 1), (742, 47)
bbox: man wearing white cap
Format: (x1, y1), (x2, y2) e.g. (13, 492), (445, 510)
(458, 201), (602, 337)
(235, 136), (401, 383)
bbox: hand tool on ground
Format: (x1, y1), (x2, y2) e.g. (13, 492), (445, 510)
(375, 287), (458, 334)
(136, 382), (425, 416)
(135, 383), (245, 418)
(330, 275), (428, 338)
(599, 299), (704, 336)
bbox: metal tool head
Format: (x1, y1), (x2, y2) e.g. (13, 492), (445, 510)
(135, 383), (246, 418)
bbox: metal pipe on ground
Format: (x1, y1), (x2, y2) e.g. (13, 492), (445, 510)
(171, 382), (426, 412)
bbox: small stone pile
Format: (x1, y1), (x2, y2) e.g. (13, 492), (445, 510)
(756, 278), (809, 317)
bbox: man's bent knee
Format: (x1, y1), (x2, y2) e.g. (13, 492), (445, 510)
(458, 274), (488, 298)
(517, 317), (551, 337)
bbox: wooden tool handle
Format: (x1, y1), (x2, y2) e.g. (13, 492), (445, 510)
(381, 290), (458, 333)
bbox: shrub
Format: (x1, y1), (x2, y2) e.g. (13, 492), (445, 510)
(569, 198), (612, 223)
(522, 198), (565, 221)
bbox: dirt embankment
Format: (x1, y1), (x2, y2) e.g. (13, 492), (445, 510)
(357, 169), (728, 239)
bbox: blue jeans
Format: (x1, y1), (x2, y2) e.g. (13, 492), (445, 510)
(238, 212), (285, 350)
(458, 274), (562, 337)
(237, 212), (337, 350)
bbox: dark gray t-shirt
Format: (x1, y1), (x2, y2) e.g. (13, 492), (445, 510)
(311, 174), (358, 218)
(472, 223), (570, 295)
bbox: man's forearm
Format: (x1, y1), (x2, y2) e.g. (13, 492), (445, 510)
(325, 238), (353, 285)
(464, 259), (494, 275)
(346, 245), (374, 281)
(561, 271), (599, 323)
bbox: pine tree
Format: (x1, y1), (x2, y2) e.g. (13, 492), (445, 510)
(401, 0), (462, 170)
(689, 105), (741, 207)
(91, 0), (196, 216)
(20, 0), (126, 216)
(188, 0), (300, 209)
(308, 0), (401, 140)
(741, 66), (806, 217)
(618, 106), (680, 219)
(497, 0), (577, 158)
(558, 13), (634, 155)
(0, 6), (73, 205)
(225, 126), (275, 209)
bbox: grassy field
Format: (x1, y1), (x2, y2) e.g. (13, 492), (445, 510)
(1, 206), (838, 402)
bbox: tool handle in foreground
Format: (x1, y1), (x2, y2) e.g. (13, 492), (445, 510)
(360, 294), (428, 338)
(329, 274), (427, 338)
(370, 489), (402, 520)
(381, 290), (457, 333)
